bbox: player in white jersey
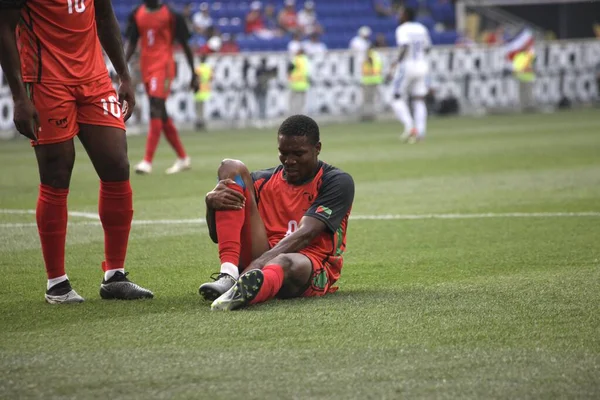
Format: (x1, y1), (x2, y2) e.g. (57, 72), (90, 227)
(388, 8), (431, 143)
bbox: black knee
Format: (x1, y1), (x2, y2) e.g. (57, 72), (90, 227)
(270, 254), (310, 298)
(149, 97), (167, 120)
(39, 162), (74, 189)
(36, 148), (75, 189)
(98, 153), (130, 182)
(218, 159), (251, 183)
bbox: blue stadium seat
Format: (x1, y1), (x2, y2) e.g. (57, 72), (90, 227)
(114, 0), (459, 51)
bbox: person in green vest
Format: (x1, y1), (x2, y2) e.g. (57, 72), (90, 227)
(513, 45), (536, 112)
(360, 44), (383, 121)
(287, 47), (310, 115)
(195, 53), (213, 130)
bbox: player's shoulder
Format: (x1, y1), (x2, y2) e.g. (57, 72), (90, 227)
(129, 4), (143, 19)
(251, 165), (282, 183)
(320, 162), (354, 186)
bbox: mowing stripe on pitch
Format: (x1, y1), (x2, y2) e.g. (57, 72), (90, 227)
(1, 209), (600, 228)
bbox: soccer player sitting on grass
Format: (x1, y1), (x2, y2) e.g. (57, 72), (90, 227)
(199, 115), (355, 311)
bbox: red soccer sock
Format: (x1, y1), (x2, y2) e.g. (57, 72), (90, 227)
(143, 118), (163, 163)
(216, 184), (246, 265)
(163, 118), (187, 159)
(36, 184), (69, 279)
(250, 264), (285, 304)
(99, 180), (133, 272)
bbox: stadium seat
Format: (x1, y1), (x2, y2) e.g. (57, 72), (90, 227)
(117, 0), (459, 51)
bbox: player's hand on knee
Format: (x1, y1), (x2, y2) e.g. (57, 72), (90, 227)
(118, 77), (136, 122)
(205, 179), (246, 210)
(13, 97), (39, 141)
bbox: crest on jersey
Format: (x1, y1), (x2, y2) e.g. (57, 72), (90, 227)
(316, 205), (332, 218)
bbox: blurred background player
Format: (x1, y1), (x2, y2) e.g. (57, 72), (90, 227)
(360, 44), (383, 121)
(198, 115), (355, 311)
(0, 0), (153, 303)
(125, 0), (199, 175)
(388, 7), (431, 144)
(512, 43), (537, 112)
(194, 36), (221, 131)
(288, 47), (310, 115)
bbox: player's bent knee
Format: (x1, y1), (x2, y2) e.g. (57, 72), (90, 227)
(99, 155), (130, 182)
(268, 253), (312, 295)
(218, 159), (251, 180)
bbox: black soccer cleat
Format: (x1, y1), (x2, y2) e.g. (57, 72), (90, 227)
(198, 272), (237, 301)
(100, 271), (154, 300)
(210, 269), (264, 311)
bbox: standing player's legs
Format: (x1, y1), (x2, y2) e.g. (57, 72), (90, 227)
(198, 159), (271, 301)
(29, 83), (83, 304)
(76, 78), (153, 300)
(391, 68), (416, 139)
(411, 70), (429, 141)
(136, 74), (190, 175)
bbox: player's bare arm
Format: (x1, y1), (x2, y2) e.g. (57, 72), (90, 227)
(387, 45), (408, 82)
(124, 10), (139, 63)
(0, 1), (39, 140)
(94, 0), (135, 121)
(205, 179), (246, 243)
(246, 216), (326, 270)
(174, 12), (199, 92)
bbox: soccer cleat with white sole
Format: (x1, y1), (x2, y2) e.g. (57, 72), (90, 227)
(211, 269), (264, 311)
(45, 280), (85, 304)
(165, 157), (191, 175)
(199, 272), (236, 301)
(100, 271), (154, 300)
(135, 160), (152, 175)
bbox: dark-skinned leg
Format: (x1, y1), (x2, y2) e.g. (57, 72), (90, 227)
(78, 124), (153, 299)
(210, 253), (313, 311)
(34, 140), (85, 303)
(199, 159), (270, 301)
(136, 97), (164, 174)
(161, 100), (189, 173)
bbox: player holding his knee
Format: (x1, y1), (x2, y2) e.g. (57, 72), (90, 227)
(198, 115), (355, 311)
(388, 7), (431, 143)
(125, 0), (199, 175)
(0, 0), (154, 303)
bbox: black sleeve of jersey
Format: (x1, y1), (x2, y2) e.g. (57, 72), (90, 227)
(305, 171), (355, 233)
(0, 0), (26, 9)
(173, 11), (191, 44)
(125, 9), (139, 43)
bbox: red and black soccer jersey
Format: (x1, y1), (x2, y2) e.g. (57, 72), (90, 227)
(126, 4), (191, 83)
(251, 161), (355, 280)
(2, 0), (108, 84)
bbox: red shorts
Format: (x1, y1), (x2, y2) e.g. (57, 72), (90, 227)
(298, 249), (340, 297)
(144, 73), (173, 99)
(28, 76), (125, 146)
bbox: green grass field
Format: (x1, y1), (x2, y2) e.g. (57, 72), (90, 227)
(1, 109), (599, 399)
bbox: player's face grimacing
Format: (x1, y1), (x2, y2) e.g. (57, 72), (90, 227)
(278, 134), (321, 185)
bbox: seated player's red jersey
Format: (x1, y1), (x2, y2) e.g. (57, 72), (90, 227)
(128, 4), (189, 84)
(251, 161), (355, 283)
(15, 0), (107, 84)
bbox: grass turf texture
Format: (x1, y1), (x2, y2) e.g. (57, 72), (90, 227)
(1, 109), (599, 399)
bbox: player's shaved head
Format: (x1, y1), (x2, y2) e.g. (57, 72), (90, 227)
(401, 7), (415, 23)
(278, 114), (320, 146)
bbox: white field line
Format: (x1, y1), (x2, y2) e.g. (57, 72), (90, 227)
(1, 209), (600, 228)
